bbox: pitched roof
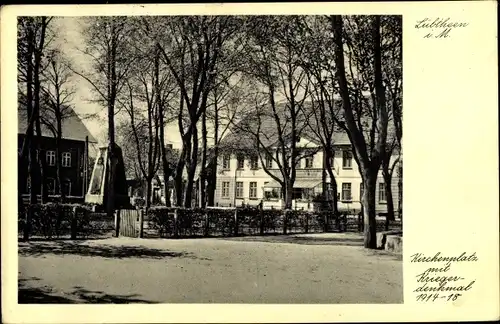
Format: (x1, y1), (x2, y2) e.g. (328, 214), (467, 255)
(18, 105), (97, 143)
(219, 101), (352, 152)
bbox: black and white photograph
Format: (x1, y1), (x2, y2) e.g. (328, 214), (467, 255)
(16, 13), (403, 304)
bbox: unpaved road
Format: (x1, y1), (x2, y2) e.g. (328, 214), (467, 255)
(18, 233), (402, 304)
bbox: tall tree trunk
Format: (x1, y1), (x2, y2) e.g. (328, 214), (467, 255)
(154, 44), (171, 207)
(200, 111), (208, 208)
(174, 145), (187, 207)
(23, 21), (36, 240)
(56, 121), (65, 202)
(107, 19), (118, 222)
(33, 41), (47, 203)
(34, 120), (47, 203)
(284, 179), (293, 209)
(184, 125), (198, 208)
(324, 148), (339, 214)
(362, 170), (378, 249)
(207, 95), (219, 207)
(382, 165), (395, 222)
(145, 177), (152, 209)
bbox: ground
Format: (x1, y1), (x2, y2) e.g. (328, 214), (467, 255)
(18, 233), (402, 304)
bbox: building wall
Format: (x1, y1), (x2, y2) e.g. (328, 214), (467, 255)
(18, 134), (87, 197)
(214, 143), (401, 215)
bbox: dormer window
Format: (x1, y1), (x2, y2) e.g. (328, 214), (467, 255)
(222, 154), (231, 170)
(342, 150), (352, 169)
(250, 156), (259, 170)
(237, 155), (245, 169)
(305, 156), (314, 168)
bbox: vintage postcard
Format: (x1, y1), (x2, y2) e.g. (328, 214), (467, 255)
(1, 2), (498, 323)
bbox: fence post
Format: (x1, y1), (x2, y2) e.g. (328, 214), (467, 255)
(71, 206), (78, 239)
(305, 213), (309, 234)
(114, 210), (121, 237)
(173, 208), (179, 238)
(233, 208), (239, 236)
(138, 208), (145, 238)
(283, 210), (288, 235)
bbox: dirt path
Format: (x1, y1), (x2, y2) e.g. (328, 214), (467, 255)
(18, 233), (402, 304)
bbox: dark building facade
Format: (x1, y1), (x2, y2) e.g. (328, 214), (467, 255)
(18, 107), (96, 199)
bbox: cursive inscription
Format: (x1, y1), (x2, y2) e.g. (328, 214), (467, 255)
(415, 17), (469, 39)
(411, 252), (478, 302)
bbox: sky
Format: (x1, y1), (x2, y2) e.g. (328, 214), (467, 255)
(53, 17), (183, 150)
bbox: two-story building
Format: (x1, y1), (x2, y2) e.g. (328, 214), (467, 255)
(18, 106), (96, 199)
(209, 109), (402, 216)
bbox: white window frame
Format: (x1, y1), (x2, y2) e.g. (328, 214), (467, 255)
(46, 150), (56, 166)
(341, 183), (352, 201)
(62, 152), (71, 167)
(222, 181), (230, 198)
(378, 182), (387, 203)
(342, 150), (352, 169)
(237, 156), (245, 169)
(250, 156), (259, 170)
(249, 182), (257, 199)
(235, 181), (244, 198)
(222, 155), (231, 170)
(265, 156), (273, 169)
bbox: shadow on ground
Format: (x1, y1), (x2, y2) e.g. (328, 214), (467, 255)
(18, 240), (210, 260)
(219, 233), (365, 246)
(18, 279), (155, 304)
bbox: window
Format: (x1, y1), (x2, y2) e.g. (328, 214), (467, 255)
(341, 183), (352, 201)
(222, 155), (231, 170)
(379, 182), (387, 203)
(235, 182), (244, 198)
(305, 156), (314, 168)
(265, 155), (273, 169)
(62, 152), (71, 167)
(342, 150), (352, 169)
(250, 156), (259, 170)
(237, 156), (245, 169)
(249, 182), (257, 199)
(46, 151), (56, 166)
(222, 181), (230, 198)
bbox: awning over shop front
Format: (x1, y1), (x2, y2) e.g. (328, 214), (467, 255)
(263, 180), (281, 189)
(293, 179), (322, 189)
(263, 179), (322, 189)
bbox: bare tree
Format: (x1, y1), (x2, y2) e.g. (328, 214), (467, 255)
(39, 49), (76, 202)
(236, 16), (312, 209)
(17, 16), (53, 239)
(141, 16), (241, 207)
(330, 15), (401, 248)
(75, 16), (137, 220)
(299, 16), (343, 213)
(120, 48), (163, 209)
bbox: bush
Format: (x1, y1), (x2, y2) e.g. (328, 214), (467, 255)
(18, 203), (111, 240)
(145, 207), (351, 238)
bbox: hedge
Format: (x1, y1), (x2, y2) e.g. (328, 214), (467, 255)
(145, 207), (349, 238)
(18, 203), (114, 240)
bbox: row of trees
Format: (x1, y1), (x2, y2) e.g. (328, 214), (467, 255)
(18, 15), (402, 248)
